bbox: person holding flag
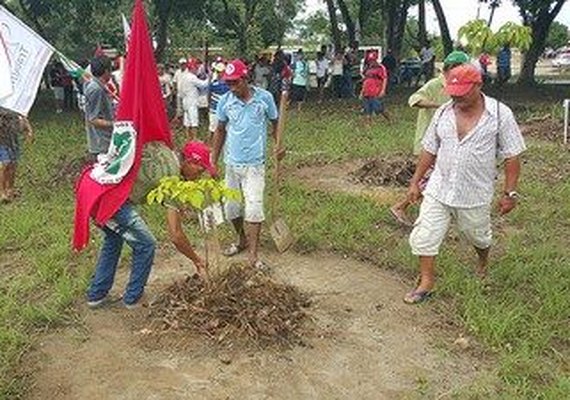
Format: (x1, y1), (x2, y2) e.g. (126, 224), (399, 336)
(73, 0), (208, 309)
(179, 58), (209, 140)
(83, 55), (115, 159)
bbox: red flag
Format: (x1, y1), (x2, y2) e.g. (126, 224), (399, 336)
(73, 0), (172, 251)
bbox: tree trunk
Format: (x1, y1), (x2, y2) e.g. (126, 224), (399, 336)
(431, 0), (453, 55)
(418, 0), (427, 48)
(358, 0), (373, 40)
(393, 0), (410, 59)
(153, 0), (172, 62)
(325, 0), (342, 52)
(385, 0), (411, 61)
(337, 0), (356, 45)
(487, 4), (497, 27)
(517, 0), (566, 85)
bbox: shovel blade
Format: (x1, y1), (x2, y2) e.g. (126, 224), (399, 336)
(270, 218), (294, 253)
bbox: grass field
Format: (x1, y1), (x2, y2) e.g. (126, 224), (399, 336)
(0, 85), (569, 399)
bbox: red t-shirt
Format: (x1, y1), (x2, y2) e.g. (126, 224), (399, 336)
(362, 65), (386, 98)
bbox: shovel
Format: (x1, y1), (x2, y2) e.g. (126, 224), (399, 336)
(269, 90), (294, 253)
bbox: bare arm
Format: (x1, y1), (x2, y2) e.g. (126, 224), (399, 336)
(89, 118), (113, 131)
(407, 150), (437, 204)
(412, 99), (441, 109)
(211, 120), (227, 166)
(498, 156), (521, 215)
(166, 208), (207, 276)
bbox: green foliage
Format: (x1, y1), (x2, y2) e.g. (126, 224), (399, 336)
(545, 21), (569, 49)
(494, 22), (532, 51)
(458, 19), (532, 54)
(147, 176), (241, 211)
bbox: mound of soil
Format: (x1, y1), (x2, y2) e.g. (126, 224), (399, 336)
(142, 264), (310, 348)
(520, 116), (564, 141)
(49, 155), (92, 187)
(350, 156), (415, 187)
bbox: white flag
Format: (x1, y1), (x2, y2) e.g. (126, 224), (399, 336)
(0, 5), (54, 115)
(0, 31), (13, 100)
(121, 13), (131, 50)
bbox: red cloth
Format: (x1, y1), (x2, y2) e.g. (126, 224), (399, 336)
(73, 0), (172, 251)
(362, 65), (386, 98)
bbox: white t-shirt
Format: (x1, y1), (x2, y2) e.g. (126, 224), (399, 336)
(179, 72), (209, 104)
(316, 59), (329, 78)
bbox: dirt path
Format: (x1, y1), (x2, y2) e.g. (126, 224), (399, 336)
(26, 249), (488, 400)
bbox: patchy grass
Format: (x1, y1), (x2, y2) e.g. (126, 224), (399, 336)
(1, 86), (569, 398)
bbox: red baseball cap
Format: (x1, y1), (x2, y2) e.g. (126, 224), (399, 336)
(182, 141), (216, 176)
(187, 58), (199, 70)
(445, 64), (482, 97)
(222, 59), (248, 81)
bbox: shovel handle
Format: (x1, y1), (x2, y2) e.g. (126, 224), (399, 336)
(272, 90), (289, 217)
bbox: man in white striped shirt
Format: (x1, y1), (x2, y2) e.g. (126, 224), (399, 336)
(404, 64), (526, 304)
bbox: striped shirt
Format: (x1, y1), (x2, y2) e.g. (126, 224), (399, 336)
(422, 95), (526, 208)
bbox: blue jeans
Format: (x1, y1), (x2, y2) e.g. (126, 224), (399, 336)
(87, 202), (156, 305)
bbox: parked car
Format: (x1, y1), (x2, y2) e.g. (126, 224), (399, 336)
(552, 51), (570, 69)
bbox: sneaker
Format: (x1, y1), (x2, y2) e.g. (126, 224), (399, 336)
(123, 301), (142, 310)
(86, 295), (121, 309)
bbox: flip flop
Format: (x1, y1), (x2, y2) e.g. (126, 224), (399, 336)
(403, 289), (433, 304)
(390, 207), (413, 227)
(222, 243), (247, 257)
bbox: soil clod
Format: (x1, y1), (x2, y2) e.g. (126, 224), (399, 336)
(350, 156), (416, 187)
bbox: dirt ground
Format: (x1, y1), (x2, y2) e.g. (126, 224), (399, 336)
(25, 249), (489, 400)
(292, 159), (408, 206)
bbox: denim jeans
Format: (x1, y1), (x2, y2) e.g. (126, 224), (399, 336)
(87, 202), (156, 305)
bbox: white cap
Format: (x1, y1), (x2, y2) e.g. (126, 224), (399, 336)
(178, 58), (186, 64)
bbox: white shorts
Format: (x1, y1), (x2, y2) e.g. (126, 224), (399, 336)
(409, 195), (492, 256)
(52, 87), (64, 100)
(182, 102), (199, 128)
(224, 164), (265, 223)
(208, 112), (218, 133)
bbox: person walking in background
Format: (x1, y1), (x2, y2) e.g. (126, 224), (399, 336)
(178, 58), (209, 140)
(269, 50), (291, 105)
(381, 49), (397, 91)
(0, 109), (33, 204)
(157, 63), (173, 118)
(315, 51), (330, 102)
(83, 56), (115, 160)
(404, 64), (525, 304)
(172, 58), (188, 121)
(208, 61), (229, 143)
(50, 61), (65, 113)
(291, 49), (309, 111)
(416, 40), (435, 86)
(360, 59), (390, 124)
(390, 51), (470, 225)
(212, 59), (285, 270)
(253, 55), (271, 89)
(497, 44), (512, 85)
(331, 51), (344, 99)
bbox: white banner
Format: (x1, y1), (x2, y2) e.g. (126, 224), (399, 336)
(0, 5), (54, 115)
(0, 31), (13, 100)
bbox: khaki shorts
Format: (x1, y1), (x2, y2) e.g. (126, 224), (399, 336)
(224, 164), (265, 223)
(409, 195), (492, 256)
